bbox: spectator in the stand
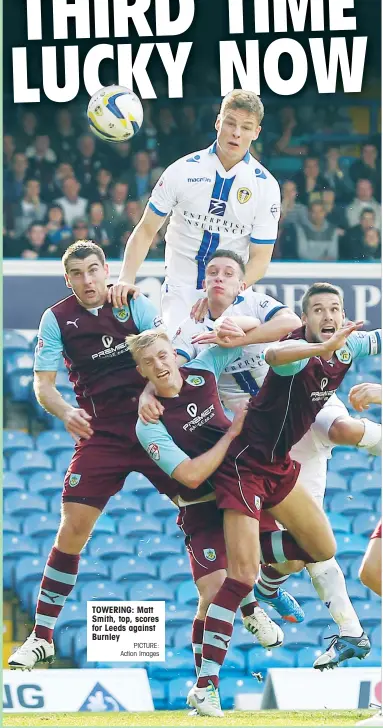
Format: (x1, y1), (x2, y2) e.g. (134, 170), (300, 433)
(4, 135), (16, 170)
(271, 106), (308, 156)
(147, 232), (165, 260)
(340, 208), (377, 260)
(75, 134), (103, 190)
(104, 181), (130, 237)
(346, 179), (381, 230)
(323, 147), (354, 203)
(4, 152), (29, 204)
(71, 217), (90, 243)
(13, 179), (47, 238)
(134, 101), (158, 158)
(125, 200), (143, 229)
(350, 144), (380, 200)
(294, 157), (327, 206)
(128, 151), (152, 203)
(48, 162), (75, 201)
(110, 142), (133, 179)
(178, 104), (202, 152)
(89, 167), (113, 204)
(17, 222), (48, 259)
(361, 227), (381, 260)
(15, 111), (38, 150)
(55, 177), (88, 227)
(285, 201), (339, 261)
(321, 188), (348, 233)
(280, 180), (307, 226)
(88, 202), (110, 251)
(26, 134), (57, 189)
(156, 107), (179, 167)
(44, 204), (73, 254)
(52, 109), (78, 163)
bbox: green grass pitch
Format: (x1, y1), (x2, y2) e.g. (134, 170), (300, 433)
(3, 710), (375, 727)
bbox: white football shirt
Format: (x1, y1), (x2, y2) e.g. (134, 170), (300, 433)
(148, 141), (281, 291)
(173, 289), (286, 409)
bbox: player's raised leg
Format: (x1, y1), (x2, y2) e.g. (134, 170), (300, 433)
(8, 502), (101, 670)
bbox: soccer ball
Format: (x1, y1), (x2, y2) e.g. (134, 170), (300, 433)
(87, 85), (144, 143)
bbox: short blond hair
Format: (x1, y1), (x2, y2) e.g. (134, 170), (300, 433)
(220, 89), (264, 124)
(126, 329), (171, 362)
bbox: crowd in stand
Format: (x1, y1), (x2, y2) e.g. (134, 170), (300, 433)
(3, 101), (381, 262)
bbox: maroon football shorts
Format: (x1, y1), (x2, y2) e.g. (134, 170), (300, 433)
(177, 500), (227, 582)
(213, 447), (301, 520)
(176, 499), (281, 582)
(371, 520), (382, 539)
(63, 415), (178, 510)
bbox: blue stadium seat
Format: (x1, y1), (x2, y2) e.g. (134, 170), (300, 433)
(219, 677), (263, 710)
(165, 604), (197, 628)
(118, 513), (162, 538)
(3, 534), (39, 589)
(372, 457), (381, 473)
(129, 580), (174, 602)
(55, 626), (78, 660)
(28, 471), (63, 497)
(137, 535), (182, 560)
(74, 557), (109, 582)
(105, 492), (142, 518)
(8, 372), (34, 402)
(330, 493), (373, 516)
(56, 603), (88, 632)
(160, 556), (191, 583)
(329, 513), (352, 534)
(168, 676), (196, 709)
(48, 492), (64, 515)
(283, 624), (320, 650)
(268, 156), (303, 174)
(220, 648), (247, 675)
(357, 356), (381, 376)
(329, 451), (371, 477)
(72, 628), (88, 664)
(55, 450), (72, 474)
(247, 646), (295, 671)
(3, 431), (34, 457)
(150, 648), (194, 679)
(165, 515), (183, 538)
(79, 580), (127, 602)
(352, 472), (381, 497)
(88, 534), (134, 561)
(4, 515), (21, 534)
(150, 679), (167, 710)
(349, 559), (364, 582)
(370, 625), (382, 648)
(111, 556), (157, 582)
(144, 491), (178, 519)
(9, 450), (53, 476)
(4, 330), (30, 352)
(363, 649), (383, 667)
(340, 371), (378, 393)
(36, 430), (74, 456)
(285, 578), (317, 601)
(346, 581), (369, 601)
(176, 580), (199, 606)
(357, 602), (382, 627)
(230, 626), (258, 651)
(123, 472), (156, 497)
(173, 626), (194, 651)
(326, 473), (349, 497)
(337, 534), (369, 558)
(303, 602), (333, 627)
(3, 472), (25, 494)
(5, 492), (47, 517)
(4, 350), (34, 377)
(296, 646), (324, 667)
(353, 512), (380, 537)
(92, 514), (116, 535)
(14, 556), (45, 587)
(23, 513), (60, 539)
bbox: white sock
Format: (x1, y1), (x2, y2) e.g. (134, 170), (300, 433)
(306, 558), (363, 637)
(357, 419), (381, 456)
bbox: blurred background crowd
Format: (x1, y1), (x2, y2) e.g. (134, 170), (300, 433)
(3, 98), (381, 263)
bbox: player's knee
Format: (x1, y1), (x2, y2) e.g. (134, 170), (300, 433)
(313, 537), (337, 563)
(228, 557), (259, 587)
(328, 417), (352, 445)
(56, 514), (93, 552)
(273, 560), (305, 575)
